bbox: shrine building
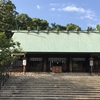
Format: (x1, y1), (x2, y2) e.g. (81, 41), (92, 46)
(11, 30), (100, 73)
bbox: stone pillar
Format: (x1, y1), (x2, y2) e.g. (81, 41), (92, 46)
(69, 56), (72, 72)
(44, 57), (46, 72)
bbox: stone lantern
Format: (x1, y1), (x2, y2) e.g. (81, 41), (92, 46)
(23, 57), (27, 72)
(89, 56), (94, 75)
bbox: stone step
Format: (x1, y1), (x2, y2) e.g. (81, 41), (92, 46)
(1, 88), (100, 90)
(6, 82), (100, 84)
(1, 73), (100, 100)
(1, 86), (99, 88)
(1, 90), (100, 92)
(0, 94), (100, 97)
(0, 91), (100, 96)
(2, 84), (100, 86)
(2, 88), (89, 90)
(3, 83), (100, 85)
(1, 85), (100, 88)
(0, 97), (100, 100)
(5, 82), (100, 83)
(6, 79), (100, 80)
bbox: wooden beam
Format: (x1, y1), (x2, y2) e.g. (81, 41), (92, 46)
(12, 53), (25, 56)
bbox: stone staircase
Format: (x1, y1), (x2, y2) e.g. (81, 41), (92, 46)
(0, 72), (100, 100)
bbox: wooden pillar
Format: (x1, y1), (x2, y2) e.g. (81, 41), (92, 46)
(23, 54), (26, 72)
(50, 61), (51, 72)
(23, 65), (26, 72)
(44, 57), (47, 72)
(90, 66), (93, 75)
(69, 56), (72, 72)
(98, 60), (99, 73)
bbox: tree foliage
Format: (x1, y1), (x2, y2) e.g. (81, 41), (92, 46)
(1, 0), (99, 32)
(66, 23), (81, 31)
(86, 26), (93, 31)
(0, 0), (18, 32)
(0, 33), (21, 72)
(51, 23), (66, 30)
(96, 24), (100, 31)
(31, 18), (49, 30)
(15, 16), (49, 30)
(16, 13), (32, 30)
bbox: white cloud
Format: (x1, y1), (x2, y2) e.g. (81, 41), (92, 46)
(58, 5), (97, 20)
(84, 15), (94, 20)
(51, 8), (56, 11)
(87, 24), (96, 28)
(37, 5), (40, 9)
(62, 5), (85, 13)
(80, 10), (97, 21)
(50, 3), (97, 21)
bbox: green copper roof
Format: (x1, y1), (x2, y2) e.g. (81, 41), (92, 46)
(12, 30), (100, 53)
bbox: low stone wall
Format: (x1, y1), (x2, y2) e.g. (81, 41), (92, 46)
(10, 66), (23, 72)
(8, 72), (99, 76)
(8, 72), (52, 76)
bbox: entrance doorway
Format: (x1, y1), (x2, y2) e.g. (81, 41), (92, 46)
(72, 58), (86, 72)
(27, 57), (43, 72)
(93, 60), (100, 73)
(47, 57), (68, 72)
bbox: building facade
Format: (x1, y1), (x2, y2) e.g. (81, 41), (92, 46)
(11, 30), (100, 73)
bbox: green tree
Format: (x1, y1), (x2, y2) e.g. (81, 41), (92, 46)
(0, 32), (21, 72)
(51, 23), (66, 30)
(31, 18), (49, 30)
(66, 23), (81, 31)
(96, 24), (100, 31)
(0, 0), (18, 32)
(16, 13), (32, 30)
(86, 26), (93, 31)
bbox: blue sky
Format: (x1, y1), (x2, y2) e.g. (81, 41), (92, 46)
(11, 0), (100, 30)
